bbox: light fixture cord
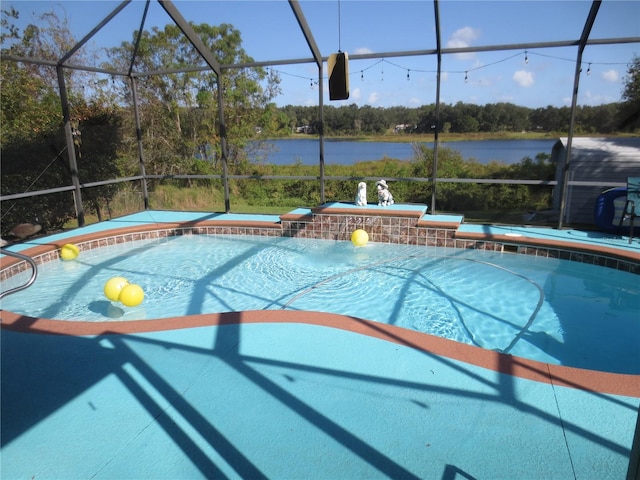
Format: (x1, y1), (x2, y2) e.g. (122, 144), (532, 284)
(337, 0), (342, 52)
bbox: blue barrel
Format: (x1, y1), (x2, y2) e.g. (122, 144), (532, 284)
(593, 187), (631, 234)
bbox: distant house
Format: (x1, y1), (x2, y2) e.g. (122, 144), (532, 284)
(393, 124), (414, 133)
(552, 137), (640, 226)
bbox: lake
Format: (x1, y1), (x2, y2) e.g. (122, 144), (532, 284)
(253, 138), (557, 166)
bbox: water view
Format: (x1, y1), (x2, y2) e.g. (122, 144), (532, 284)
(253, 138), (556, 166)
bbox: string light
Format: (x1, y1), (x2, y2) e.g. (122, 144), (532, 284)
(269, 50), (628, 87)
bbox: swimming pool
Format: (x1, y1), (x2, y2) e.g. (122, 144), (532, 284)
(3, 234), (638, 374)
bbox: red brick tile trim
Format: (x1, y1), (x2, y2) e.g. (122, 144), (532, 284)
(1, 309), (637, 398)
(0, 220), (280, 271)
(454, 231), (640, 264)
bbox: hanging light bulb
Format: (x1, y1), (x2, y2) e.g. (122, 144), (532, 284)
(407, 69), (410, 81)
(464, 71), (468, 83)
(310, 78), (314, 89)
(524, 50), (528, 64)
(587, 63), (591, 75)
(361, 70), (364, 81)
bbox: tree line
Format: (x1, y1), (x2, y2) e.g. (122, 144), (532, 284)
(278, 101), (629, 137)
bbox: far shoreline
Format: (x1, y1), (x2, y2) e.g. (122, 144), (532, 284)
(270, 132), (638, 144)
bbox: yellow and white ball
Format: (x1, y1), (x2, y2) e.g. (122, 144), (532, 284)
(104, 276), (130, 302)
(351, 229), (369, 247)
(119, 284), (145, 307)
(60, 243), (80, 261)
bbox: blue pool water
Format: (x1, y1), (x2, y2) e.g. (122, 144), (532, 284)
(3, 235), (639, 373)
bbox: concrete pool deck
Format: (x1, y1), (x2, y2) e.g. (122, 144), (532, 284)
(1, 209), (639, 479)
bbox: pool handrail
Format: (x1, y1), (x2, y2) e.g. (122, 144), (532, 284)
(0, 248), (38, 299)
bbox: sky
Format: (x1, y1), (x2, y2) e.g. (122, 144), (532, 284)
(4, 0), (640, 109)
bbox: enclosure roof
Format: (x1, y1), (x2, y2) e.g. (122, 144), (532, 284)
(2, 0), (639, 108)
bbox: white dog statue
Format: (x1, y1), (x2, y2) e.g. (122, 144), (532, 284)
(355, 181), (367, 206)
(376, 179), (394, 206)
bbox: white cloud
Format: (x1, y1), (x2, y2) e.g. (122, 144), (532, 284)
(602, 69), (619, 82)
(350, 87), (361, 101)
(448, 26), (479, 46)
(447, 27), (480, 60)
(368, 91), (380, 104)
(353, 47), (374, 55)
(513, 70), (534, 87)
(581, 90), (617, 105)
(408, 97), (421, 105)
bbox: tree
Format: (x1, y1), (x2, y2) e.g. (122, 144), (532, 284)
(455, 114), (479, 133)
(1, 7), (123, 231)
(105, 22), (281, 175)
(618, 54), (640, 131)
(622, 55), (640, 103)
(0, 7), (63, 146)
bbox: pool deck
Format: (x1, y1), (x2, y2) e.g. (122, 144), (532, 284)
(1, 209), (639, 479)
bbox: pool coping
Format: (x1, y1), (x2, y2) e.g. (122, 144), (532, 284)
(2, 309), (638, 398)
(311, 202), (429, 219)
